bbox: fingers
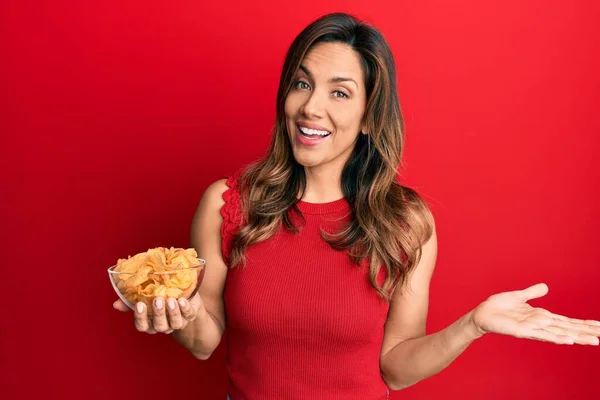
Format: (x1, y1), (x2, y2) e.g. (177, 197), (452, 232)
(113, 299), (131, 312)
(540, 325), (599, 346)
(549, 317), (600, 335)
(166, 297), (184, 330)
(133, 297), (197, 335)
(550, 313), (600, 327)
(529, 308), (600, 337)
(544, 320), (600, 344)
(133, 302), (156, 334)
(179, 298), (199, 322)
(525, 309), (600, 345)
(517, 283), (549, 302)
(524, 328), (574, 345)
(152, 298), (171, 333)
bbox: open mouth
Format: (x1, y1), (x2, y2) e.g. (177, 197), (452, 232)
(297, 125), (331, 139)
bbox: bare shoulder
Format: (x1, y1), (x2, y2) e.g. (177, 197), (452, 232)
(199, 179), (229, 210)
(205, 178), (229, 199)
(191, 179), (228, 228)
(190, 177), (231, 258)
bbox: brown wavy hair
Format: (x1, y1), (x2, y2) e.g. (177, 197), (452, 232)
(229, 12), (434, 300)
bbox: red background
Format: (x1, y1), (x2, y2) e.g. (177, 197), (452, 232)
(2, 1), (599, 399)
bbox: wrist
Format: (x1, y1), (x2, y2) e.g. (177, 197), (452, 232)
(463, 309), (486, 341)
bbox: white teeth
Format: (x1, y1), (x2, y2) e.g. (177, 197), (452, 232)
(298, 126), (330, 136)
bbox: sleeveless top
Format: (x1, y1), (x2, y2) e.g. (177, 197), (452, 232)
(220, 174), (391, 399)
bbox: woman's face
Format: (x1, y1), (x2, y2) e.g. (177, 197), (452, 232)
(285, 42), (367, 170)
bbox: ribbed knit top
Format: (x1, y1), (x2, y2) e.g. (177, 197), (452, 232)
(221, 174), (391, 399)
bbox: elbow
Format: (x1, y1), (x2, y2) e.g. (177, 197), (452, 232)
(386, 381), (412, 392)
(382, 374), (411, 392)
(191, 350), (214, 360)
(381, 364), (414, 392)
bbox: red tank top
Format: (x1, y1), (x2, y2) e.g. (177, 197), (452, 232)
(221, 174), (391, 399)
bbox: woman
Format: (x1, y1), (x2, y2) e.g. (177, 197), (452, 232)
(113, 12), (600, 399)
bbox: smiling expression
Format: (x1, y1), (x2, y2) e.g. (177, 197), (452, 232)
(285, 42), (368, 170)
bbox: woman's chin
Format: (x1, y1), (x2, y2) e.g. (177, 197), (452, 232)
(292, 153), (324, 168)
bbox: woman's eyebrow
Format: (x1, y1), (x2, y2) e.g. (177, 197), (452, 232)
(299, 65), (359, 89)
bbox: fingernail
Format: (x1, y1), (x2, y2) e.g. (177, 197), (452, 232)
(155, 298), (163, 310)
(136, 303), (144, 313)
(178, 298), (186, 307)
(167, 298), (176, 310)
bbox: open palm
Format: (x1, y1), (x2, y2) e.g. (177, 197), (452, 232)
(472, 283), (600, 345)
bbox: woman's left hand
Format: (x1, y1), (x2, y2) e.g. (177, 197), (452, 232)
(471, 283), (600, 345)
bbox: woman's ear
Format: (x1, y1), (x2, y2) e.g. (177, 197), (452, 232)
(360, 121), (368, 135)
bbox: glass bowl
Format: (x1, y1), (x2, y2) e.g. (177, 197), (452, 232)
(108, 258), (206, 313)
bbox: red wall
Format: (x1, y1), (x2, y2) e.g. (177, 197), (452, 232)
(3, 1), (599, 399)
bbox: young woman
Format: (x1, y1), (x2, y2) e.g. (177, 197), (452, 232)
(113, 12), (600, 399)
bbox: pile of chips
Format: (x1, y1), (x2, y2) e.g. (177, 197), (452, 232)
(112, 247), (202, 307)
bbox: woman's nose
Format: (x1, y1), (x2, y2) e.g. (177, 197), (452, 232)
(300, 92), (325, 119)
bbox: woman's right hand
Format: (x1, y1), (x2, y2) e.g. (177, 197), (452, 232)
(113, 293), (205, 334)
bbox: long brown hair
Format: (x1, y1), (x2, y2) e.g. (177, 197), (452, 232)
(229, 12), (434, 300)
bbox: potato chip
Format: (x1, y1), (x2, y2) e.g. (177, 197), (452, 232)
(165, 287), (183, 298)
(112, 247), (202, 307)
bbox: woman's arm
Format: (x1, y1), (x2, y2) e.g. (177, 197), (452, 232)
(172, 179), (229, 360)
(379, 221), (482, 390)
(380, 218), (600, 390)
(381, 316), (482, 390)
(380, 303), (482, 390)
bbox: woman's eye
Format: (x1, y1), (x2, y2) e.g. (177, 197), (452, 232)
(333, 90), (349, 99)
(294, 80), (310, 90)
(293, 80), (348, 99)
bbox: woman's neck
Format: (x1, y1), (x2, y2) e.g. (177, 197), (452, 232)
(301, 165), (344, 203)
